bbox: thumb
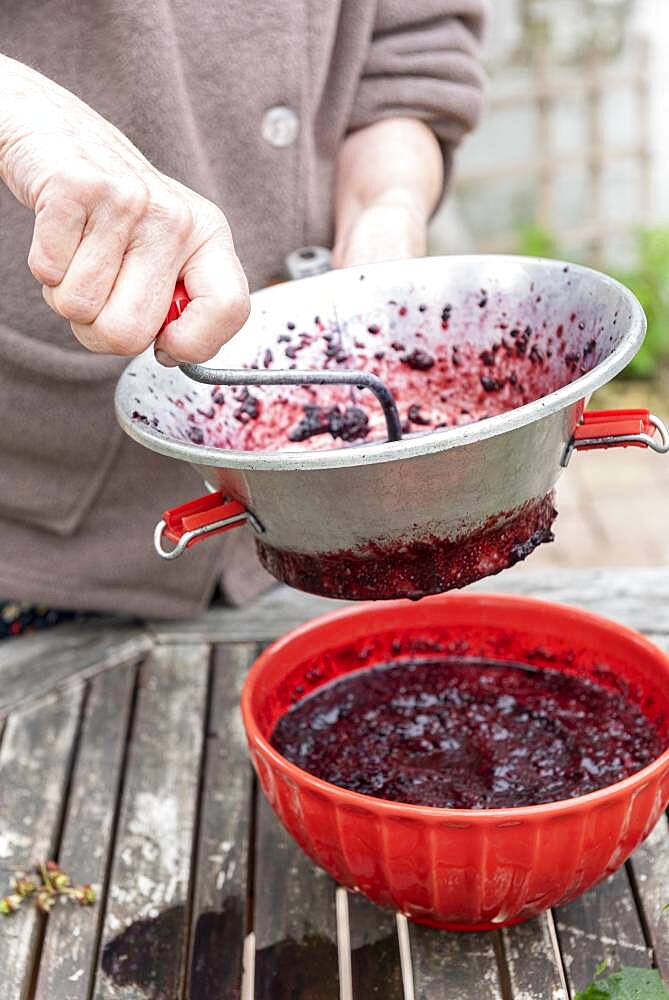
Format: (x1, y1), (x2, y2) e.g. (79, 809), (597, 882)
(156, 236), (250, 364)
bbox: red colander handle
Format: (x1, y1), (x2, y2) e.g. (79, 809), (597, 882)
(159, 281), (190, 333)
(564, 408), (669, 465)
(573, 409), (668, 449)
(154, 491), (249, 560)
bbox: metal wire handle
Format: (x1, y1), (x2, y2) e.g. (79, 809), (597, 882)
(154, 507), (250, 560)
(562, 412), (669, 466)
(572, 413), (669, 454)
(168, 250), (403, 443)
(179, 364), (404, 442)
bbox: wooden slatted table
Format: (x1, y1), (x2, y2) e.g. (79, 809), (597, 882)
(1, 568), (667, 999)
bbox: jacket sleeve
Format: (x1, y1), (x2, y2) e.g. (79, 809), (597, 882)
(349, 0), (487, 149)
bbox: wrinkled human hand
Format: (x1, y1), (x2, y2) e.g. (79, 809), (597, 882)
(0, 56), (249, 364)
(331, 118), (441, 271)
(331, 195), (427, 269)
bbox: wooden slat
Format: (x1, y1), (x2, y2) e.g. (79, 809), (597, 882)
(555, 867), (651, 995)
(92, 644), (209, 1000)
(254, 795), (339, 999)
(150, 587), (346, 643)
(409, 924), (503, 999)
(186, 644), (256, 1000)
(1, 571), (664, 997)
(0, 623), (151, 716)
(348, 892), (404, 999)
(628, 814), (669, 980)
(149, 569), (669, 642)
(33, 663), (137, 1000)
(0, 687), (85, 1000)
(503, 914), (568, 1000)
(472, 568), (669, 636)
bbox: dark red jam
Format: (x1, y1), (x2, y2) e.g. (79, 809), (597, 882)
(257, 493), (557, 602)
(271, 658), (663, 809)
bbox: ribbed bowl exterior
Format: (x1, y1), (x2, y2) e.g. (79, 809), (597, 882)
(242, 595), (669, 931)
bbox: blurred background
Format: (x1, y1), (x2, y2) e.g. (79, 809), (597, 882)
(430, 0), (669, 569)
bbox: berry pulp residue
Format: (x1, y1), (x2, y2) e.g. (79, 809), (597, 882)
(257, 493), (557, 601)
(271, 658), (663, 809)
(146, 279), (610, 455)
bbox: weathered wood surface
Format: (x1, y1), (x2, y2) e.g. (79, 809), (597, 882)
(409, 923), (504, 999)
(186, 643), (256, 1000)
(0, 686), (84, 1000)
(0, 622), (149, 717)
(0, 573), (667, 999)
(148, 568), (669, 643)
(348, 891), (404, 999)
(254, 795), (340, 999)
(92, 643), (209, 999)
(628, 814), (669, 981)
(503, 913), (568, 1000)
(149, 585), (347, 643)
(34, 664), (136, 1000)
(555, 865), (652, 995)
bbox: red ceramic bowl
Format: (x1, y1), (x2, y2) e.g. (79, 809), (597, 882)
(241, 594), (669, 931)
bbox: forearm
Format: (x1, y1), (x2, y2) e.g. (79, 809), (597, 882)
(0, 53), (34, 100)
(336, 117), (444, 225)
(0, 56), (73, 155)
(332, 118), (444, 267)
(0, 55), (150, 204)
(0, 55), (35, 169)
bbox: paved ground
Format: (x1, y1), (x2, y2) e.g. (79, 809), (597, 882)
(507, 378), (669, 576)
(513, 446), (669, 575)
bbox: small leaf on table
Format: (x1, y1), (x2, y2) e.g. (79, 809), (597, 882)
(575, 966), (669, 1000)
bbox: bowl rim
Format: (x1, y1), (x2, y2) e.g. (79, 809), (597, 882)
(115, 254), (646, 472)
(241, 592), (669, 821)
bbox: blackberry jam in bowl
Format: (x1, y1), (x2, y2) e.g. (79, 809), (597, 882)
(241, 594), (669, 931)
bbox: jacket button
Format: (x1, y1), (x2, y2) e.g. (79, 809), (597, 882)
(261, 106), (299, 147)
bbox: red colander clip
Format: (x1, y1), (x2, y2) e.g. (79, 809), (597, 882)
(563, 408), (669, 465)
(154, 491), (261, 560)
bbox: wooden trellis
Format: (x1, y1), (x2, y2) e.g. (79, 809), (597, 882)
(454, 34), (653, 261)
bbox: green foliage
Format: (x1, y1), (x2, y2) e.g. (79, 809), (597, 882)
(574, 966), (669, 1000)
(514, 225), (669, 380)
(612, 230), (669, 378)
(514, 224), (561, 259)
